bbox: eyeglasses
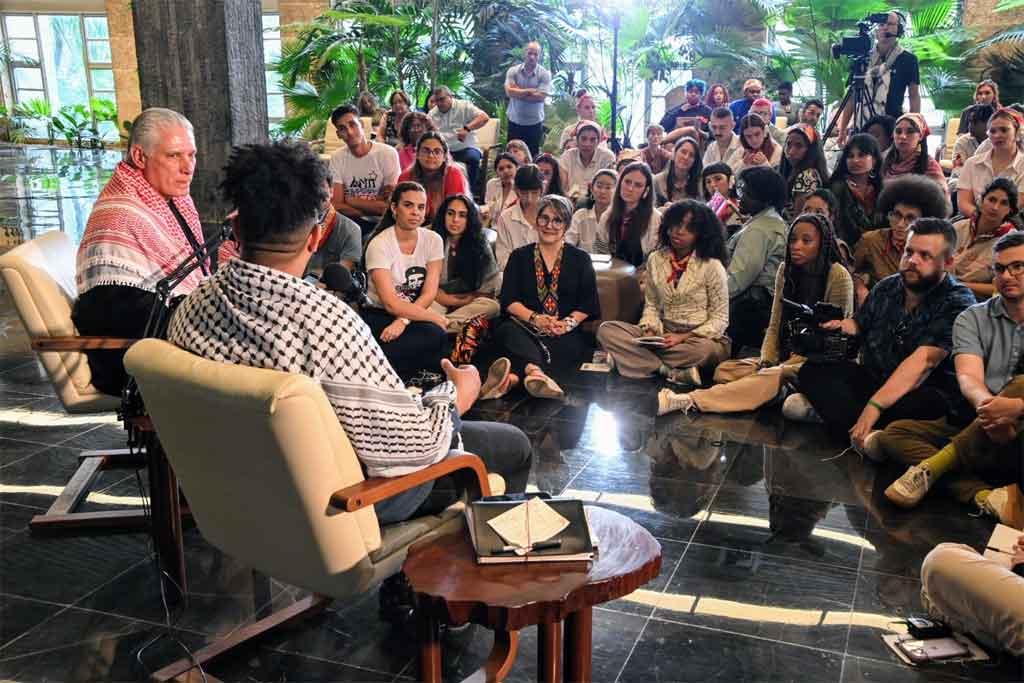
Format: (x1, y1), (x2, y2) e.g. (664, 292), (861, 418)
(418, 147), (445, 157)
(992, 261), (1024, 277)
(535, 214), (565, 227)
(888, 209), (919, 226)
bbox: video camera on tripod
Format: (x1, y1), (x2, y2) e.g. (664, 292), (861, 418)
(831, 13), (895, 61)
(823, 12), (903, 139)
(782, 299), (859, 363)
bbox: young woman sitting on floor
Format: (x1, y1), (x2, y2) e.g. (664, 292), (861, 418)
(594, 161), (662, 269)
(430, 194), (500, 334)
(362, 181), (447, 381)
(658, 212), (853, 416)
(477, 195), (600, 401)
(597, 200), (731, 385)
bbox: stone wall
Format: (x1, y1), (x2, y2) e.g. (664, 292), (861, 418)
(963, 0), (1024, 40)
(105, 0), (140, 130)
(278, 0), (328, 43)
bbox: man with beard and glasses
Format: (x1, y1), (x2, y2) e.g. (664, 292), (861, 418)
(879, 231), (1024, 518)
(788, 218), (976, 457)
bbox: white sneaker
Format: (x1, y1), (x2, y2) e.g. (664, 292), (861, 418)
(782, 393), (822, 423)
(657, 388), (695, 416)
(854, 430), (886, 463)
(980, 486), (1012, 523)
(885, 465), (933, 508)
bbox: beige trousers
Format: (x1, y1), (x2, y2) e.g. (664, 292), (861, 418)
(921, 542), (1024, 655)
(597, 321), (730, 379)
(688, 357), (803, 413)
(431, 297), (501, 333)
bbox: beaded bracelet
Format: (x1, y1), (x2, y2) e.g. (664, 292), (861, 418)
(562, 317), (579, 331)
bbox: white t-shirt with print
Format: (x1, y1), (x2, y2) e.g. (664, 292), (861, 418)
(329, 141), (400, 202)
(364, 226), (444, 307)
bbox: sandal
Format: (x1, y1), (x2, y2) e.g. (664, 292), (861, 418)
(480, 358), (512, 400)
(524, 372), (564, 399)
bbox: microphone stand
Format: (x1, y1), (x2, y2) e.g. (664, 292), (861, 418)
(122, 220), (233, 421)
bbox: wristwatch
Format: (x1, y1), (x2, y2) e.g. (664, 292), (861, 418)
(462, 125), (471, 133)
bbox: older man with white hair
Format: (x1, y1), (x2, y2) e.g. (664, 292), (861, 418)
(73, 107), (209, 396)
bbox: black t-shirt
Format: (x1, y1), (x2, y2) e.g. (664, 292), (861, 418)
(660, 103), (713, 134)
(874, 51), (919, 118)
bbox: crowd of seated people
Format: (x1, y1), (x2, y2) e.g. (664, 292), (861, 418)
(70, 27), (1024, 654)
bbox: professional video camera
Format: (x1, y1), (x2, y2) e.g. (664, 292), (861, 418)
(831, 13), (893, 60)
(782, 299), (859, 363)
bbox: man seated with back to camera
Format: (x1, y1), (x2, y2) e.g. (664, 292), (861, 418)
(723, 166), (789, 352)
(167, 142), (533, 531)
(789, 218), (976, 458)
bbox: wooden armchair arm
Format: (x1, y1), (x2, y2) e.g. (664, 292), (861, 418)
(32, 336), (137, 351)
(331, 453), (492, 512)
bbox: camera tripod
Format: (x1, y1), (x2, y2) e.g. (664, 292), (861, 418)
(824, 57), (878, 141)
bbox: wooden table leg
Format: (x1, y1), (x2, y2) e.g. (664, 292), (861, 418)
(563, 607), (593, 682)
(146, 434), (186, 604)
(418, 611), (442, 683)
(537, 621), (563, 683)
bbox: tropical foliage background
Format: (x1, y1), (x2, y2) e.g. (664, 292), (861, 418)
(263, 0), (1018, 147)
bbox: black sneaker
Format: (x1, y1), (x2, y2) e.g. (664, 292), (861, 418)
(378, 572), (415, 625)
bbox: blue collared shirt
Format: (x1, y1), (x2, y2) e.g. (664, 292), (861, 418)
(854, 273), (976, 391)
(953, 295), (1024, 394)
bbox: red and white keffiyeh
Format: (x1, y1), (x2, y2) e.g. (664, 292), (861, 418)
(76, 161), (205, 296)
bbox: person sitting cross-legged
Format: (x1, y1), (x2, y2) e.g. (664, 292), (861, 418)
(880, 231), (1024, 518)
(478, 195), (600, 401)
(659, 213), (853, 416)
(361, 181), (449, 381)
(790, 218), (976, 458)
(598, 200), (731, 385)
(430, 193), (500, 334)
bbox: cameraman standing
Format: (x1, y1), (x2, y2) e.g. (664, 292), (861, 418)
(838, 11), (921, 145)
(787, 219), (975, 458)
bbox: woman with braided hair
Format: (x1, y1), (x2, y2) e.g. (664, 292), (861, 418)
(658, 212), (853, 416)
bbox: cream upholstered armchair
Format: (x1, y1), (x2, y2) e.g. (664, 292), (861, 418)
(124, 339), (501, 680)
(0, 231), (146, 533)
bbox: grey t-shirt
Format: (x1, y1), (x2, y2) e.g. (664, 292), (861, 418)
(305, 213), (363, 275)
(953, 296), (1024, 395)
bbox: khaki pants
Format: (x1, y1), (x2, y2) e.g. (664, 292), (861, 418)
(690, 357), (803, 413)
(921, 543), (1024, 655)
(878, 376), (1024, 504)
(597, 321), (730, 379)
(431, 297), (501, 333)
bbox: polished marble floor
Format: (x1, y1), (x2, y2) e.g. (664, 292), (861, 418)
(1, 146), (1023, 681)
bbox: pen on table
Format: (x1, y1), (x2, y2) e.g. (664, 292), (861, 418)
(498, 540), (562, 553)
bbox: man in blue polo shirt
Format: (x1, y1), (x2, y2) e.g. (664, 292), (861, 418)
(729, 78), (774, 133)
(504, 41), (551, 158)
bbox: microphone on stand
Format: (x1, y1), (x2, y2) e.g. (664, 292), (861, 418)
(321, 263), (370, 308)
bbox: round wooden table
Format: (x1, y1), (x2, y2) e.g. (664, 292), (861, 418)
(403, 506), (662, 682)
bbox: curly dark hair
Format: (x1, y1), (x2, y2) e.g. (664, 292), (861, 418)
(981, 176), (1020, 216)
(876, 174), (950, 220)
(220, 141), (328, 249)
(431, 194), (491, 290)
(658, 199), (729, 265)
(398, 111), (435, 147)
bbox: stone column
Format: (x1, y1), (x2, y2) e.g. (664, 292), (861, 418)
(132, 0), (269, 224)
(105, 0), (141, 132)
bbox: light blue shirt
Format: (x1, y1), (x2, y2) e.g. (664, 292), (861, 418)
(505, 63), (551, 126)
(953, 295), (1024, 394)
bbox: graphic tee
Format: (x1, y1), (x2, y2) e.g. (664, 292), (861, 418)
(329, 141), (400, 203)
(364, 226), (444, 307)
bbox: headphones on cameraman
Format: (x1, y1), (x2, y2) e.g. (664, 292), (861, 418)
(890, 10), (907, 38)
